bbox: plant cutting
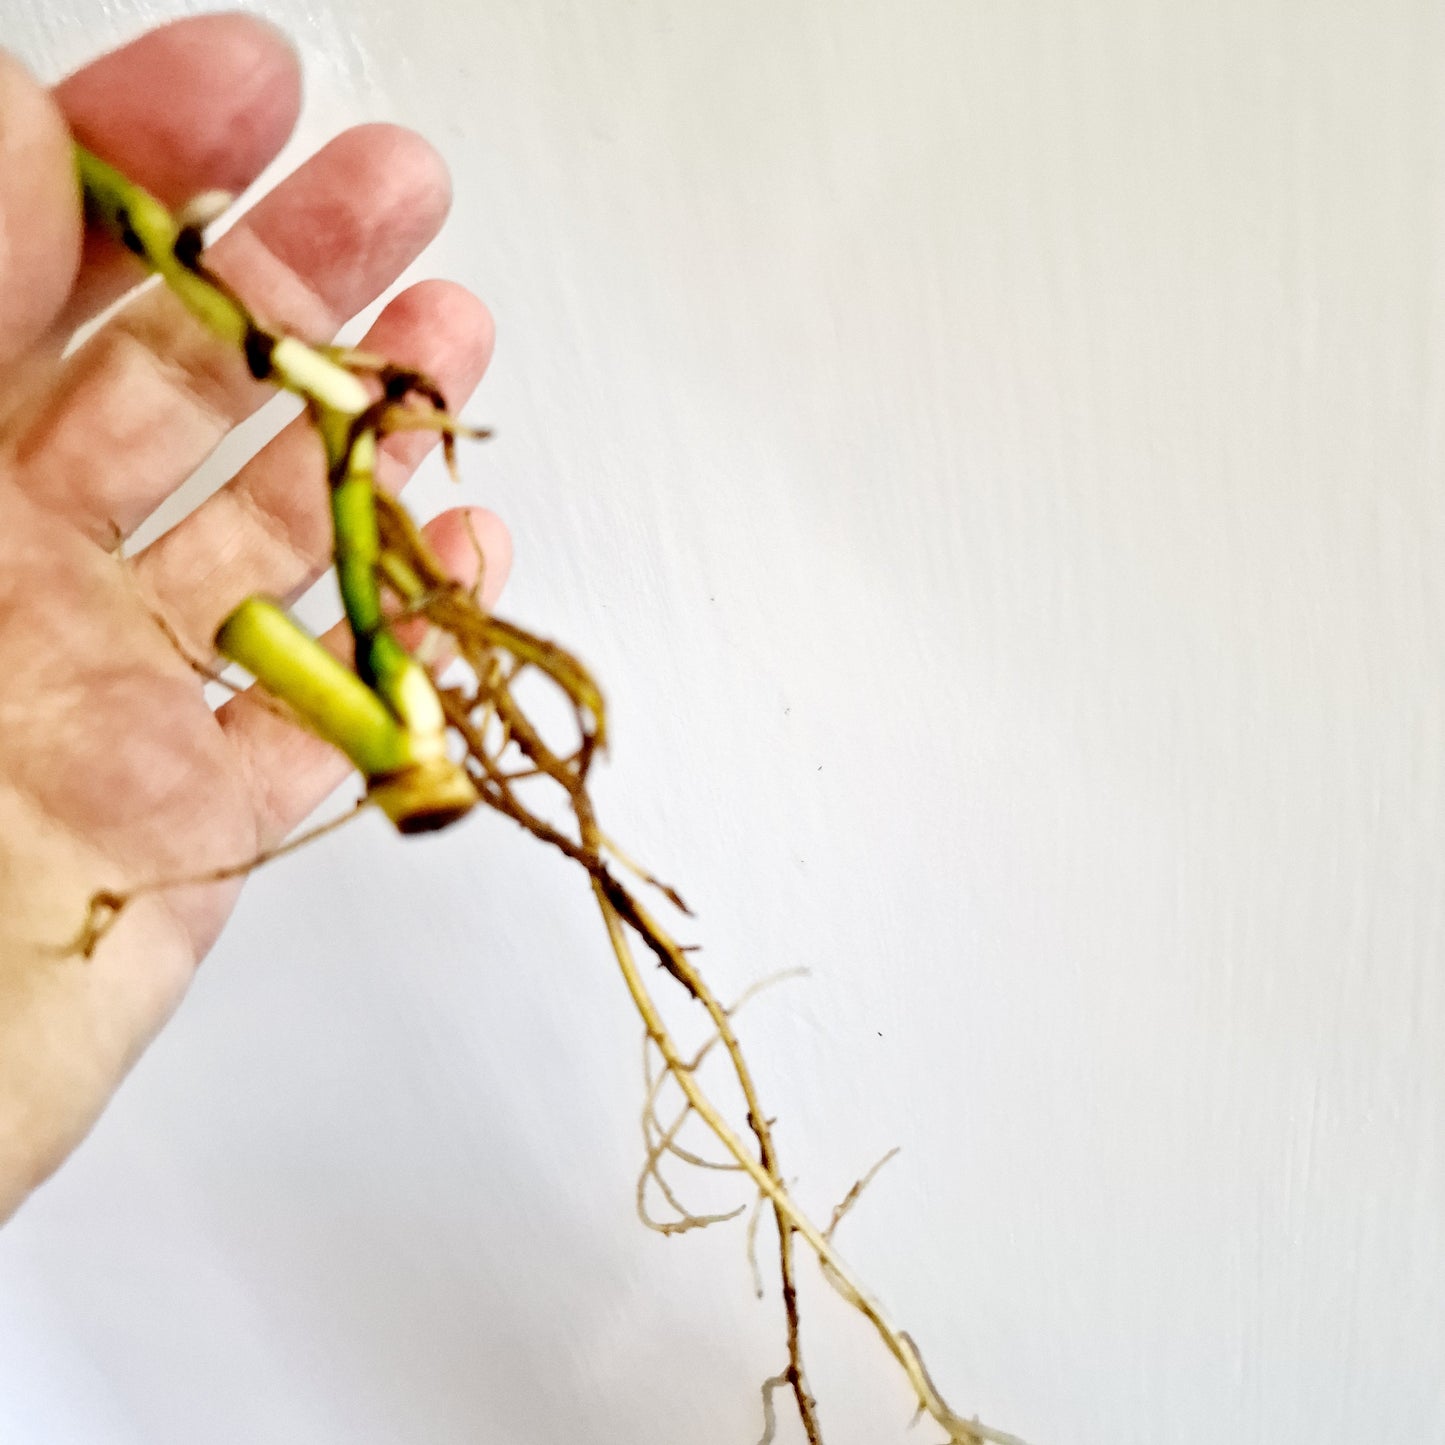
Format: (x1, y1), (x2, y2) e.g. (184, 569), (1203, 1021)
(68, 136), (1025, 1445)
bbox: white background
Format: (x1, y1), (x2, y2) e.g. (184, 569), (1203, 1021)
(2, 3), (1444, 1442)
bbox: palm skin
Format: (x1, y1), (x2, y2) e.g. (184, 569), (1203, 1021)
(0, 15), (509, 1218)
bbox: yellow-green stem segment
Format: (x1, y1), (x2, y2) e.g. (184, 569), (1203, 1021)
(217, 600), (477, 832)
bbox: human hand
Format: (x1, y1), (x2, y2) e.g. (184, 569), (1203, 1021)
(0, 13), (509, 1220)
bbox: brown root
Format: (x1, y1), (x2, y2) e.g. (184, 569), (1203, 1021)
(67, 804), (369, 960)
(367, 485), (1024, 1445)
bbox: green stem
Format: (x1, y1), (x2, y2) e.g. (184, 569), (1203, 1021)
(323, 418), (445, 743)
(75, 142), (476, 831)
(215, 598), (417, 777)
(216, 600), (477, 832)
(76, 145), (247, 352)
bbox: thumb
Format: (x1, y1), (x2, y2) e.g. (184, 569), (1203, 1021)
(0, 49), (81, 365)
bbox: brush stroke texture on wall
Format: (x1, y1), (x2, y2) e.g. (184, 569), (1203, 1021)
(1, 3), (1443, 1442)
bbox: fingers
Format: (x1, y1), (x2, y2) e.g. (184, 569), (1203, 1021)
(0, 50), (82, 364)
(135, 278), (495, 652)
(218, 505), (511, 848)
(52, 12), (303, 336)
(8, 122), (452, 542)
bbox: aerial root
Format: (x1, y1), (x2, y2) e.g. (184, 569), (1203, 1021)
(825, 1148), (902, 1242)
(636, 969), (812, 1235)
(67, 804), (370, 959)
(600, 829), (693, 915)
(755, 1372), (791, 1445)
(746, 1190), (768, 1298)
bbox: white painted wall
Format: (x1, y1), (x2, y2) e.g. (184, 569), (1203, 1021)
(3, 3), (1444, 1441)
